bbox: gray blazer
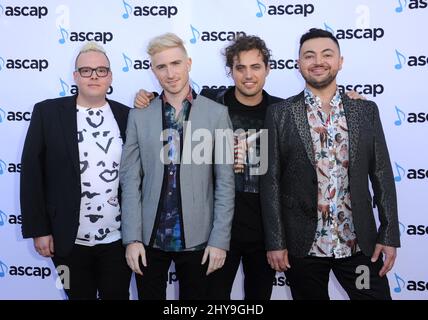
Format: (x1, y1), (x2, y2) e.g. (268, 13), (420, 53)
(120, 94), (235, 250)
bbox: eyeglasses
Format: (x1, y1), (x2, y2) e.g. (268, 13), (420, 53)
(77, 66), (110, 78)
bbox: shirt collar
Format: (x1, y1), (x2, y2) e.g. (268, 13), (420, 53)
(161, 86), (194, 105)
(304, 87), (342, 112)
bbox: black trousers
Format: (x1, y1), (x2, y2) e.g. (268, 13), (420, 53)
(135, 247), (208, 300)
(52, 240), (132, 300)
(207, 241), (275, 300)
(287, 252), (392, 300)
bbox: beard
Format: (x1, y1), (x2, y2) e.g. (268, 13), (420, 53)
(301, 67), (338, 89)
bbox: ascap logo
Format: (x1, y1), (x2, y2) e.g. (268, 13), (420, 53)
(58, 26), (113, 45)
(0, 107), (6, 123)
(0, 159), (7, 175)
(0, 160), (21, 174)
(273, 273), (290, 286)
(324, 23), (384, 41)
(395, 0), (427, 12)
(0, 259), (51, 279)
(0, 5), (48, 19)
(201, 85), (234, 91)
(58, 78), (113, 97)
(0, 210), (22, 226)
(338, 84), (384, 97)
(269, 59), (299, 70)
(393, 273), (428, 292)
(0, 57), (48, 72)
(189, 25), (246, 44)
(121, 53), (150, 72)
(255, 0), (314, 17)
(394, 162), (428, 181)
(394, 106), (428, 125)
(395, 50), (428, 69)
(0, 108), (31, 122)
(121, 1), (178, 19)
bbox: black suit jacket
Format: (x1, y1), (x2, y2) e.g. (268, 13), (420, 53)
(20, 95), (129, 257)
(261, 91), (400, 257)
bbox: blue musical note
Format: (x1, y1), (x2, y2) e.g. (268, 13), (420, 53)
(324, 23), (335, 35)
(0, 261), (7, 278)
(394, 106), (406, 126)
(394, 50), (406, 70)
(0, 160), (6, 175)
(0, 210), (7, 226)
(189, 25), (200, 44)
(190, 79), (200, 94)
(122, 53), (132, 72)
(399, 222), (406, 236)
(122, 0), (132, 19)
(395, 0), (407, 13)
(393, 273), (406, 293)
(394, 162), (406, 182)
(58, 26), (69, 44)
(59, 78), (69, 97)
(255, 0), (267, 18)
(0, 5), (4, 15)
(0, 57), (5, 71)
(0, 107), (6, 123)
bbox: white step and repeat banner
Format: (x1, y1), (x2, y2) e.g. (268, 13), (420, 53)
(0, 0), (427, 300)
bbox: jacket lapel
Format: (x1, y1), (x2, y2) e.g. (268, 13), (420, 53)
(59, 95), (80, 178)
(108, 99), (127, 142)
(342, 94), (360, 171)
(292, 91), (316, 167)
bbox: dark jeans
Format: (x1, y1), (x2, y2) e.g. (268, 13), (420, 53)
(135, 247), (208, 300)
(52, 240), (131, 300)
(207, 241), (275, 300)
(287, 252), (392, 300)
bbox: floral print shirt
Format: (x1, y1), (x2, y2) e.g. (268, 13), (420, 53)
(305, 88), (360, 258)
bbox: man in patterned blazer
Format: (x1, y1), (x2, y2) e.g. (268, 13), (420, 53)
(20, 42), (131, 299)
(261, 28), (400, 300)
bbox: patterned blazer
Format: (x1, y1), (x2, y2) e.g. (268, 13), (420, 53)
(261, 91), (400, 257)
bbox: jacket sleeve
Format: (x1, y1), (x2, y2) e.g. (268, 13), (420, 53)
(20, 103), (51, 238)
(208, 107), (235, 250)
(119, 109), (144, 245)
(260, 105), (287, 251)
(369, 102), (400, 247)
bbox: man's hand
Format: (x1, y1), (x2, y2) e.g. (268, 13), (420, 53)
(134, 89), (155, 108)
(371, 244), (397, 277)
(126, 242), (147, 275)
(34, 235), (54, 257)
(202, 246), (226, 275)
(267, 249), (290, 272)
(345, 90), (366, 100)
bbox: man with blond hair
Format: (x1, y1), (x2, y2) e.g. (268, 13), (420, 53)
(21, 42), (131, 299)
(120, 33), (235, 300)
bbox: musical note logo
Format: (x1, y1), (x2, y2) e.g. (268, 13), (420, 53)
(122, 0), (133, 19)
(0, 57), (5, 71)
(122, 53), (132, 72)
(394, 106), (406, 126)
(190, 79), (200, 94)
(395, 0), (407, 13)
(399, 221), (406, 236)
(0, 159), (6, 175)
(189, 25), (200, 44)
(324, 23), (335, 35)
(394, 162), (406, 182)
(255, 0), (267, 18)
(0, 210), (7, 226)
(0, 260), (8, 278)
(393, 273), (406, 293)
(59, 78), (69, 97)
(58, 26), (69, 44)
(0, 107), (6, 123)
(0, 5), (4, 16)
(394, 49), (406, 70)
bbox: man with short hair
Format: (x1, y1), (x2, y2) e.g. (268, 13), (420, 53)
(261, 28), (400, 300)
(120, 33), (235, 300)
(21, 42), (131, 299)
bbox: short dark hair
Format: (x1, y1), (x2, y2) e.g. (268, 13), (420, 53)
(224, 35), (271, 74)
(299, 28), (340, 53)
